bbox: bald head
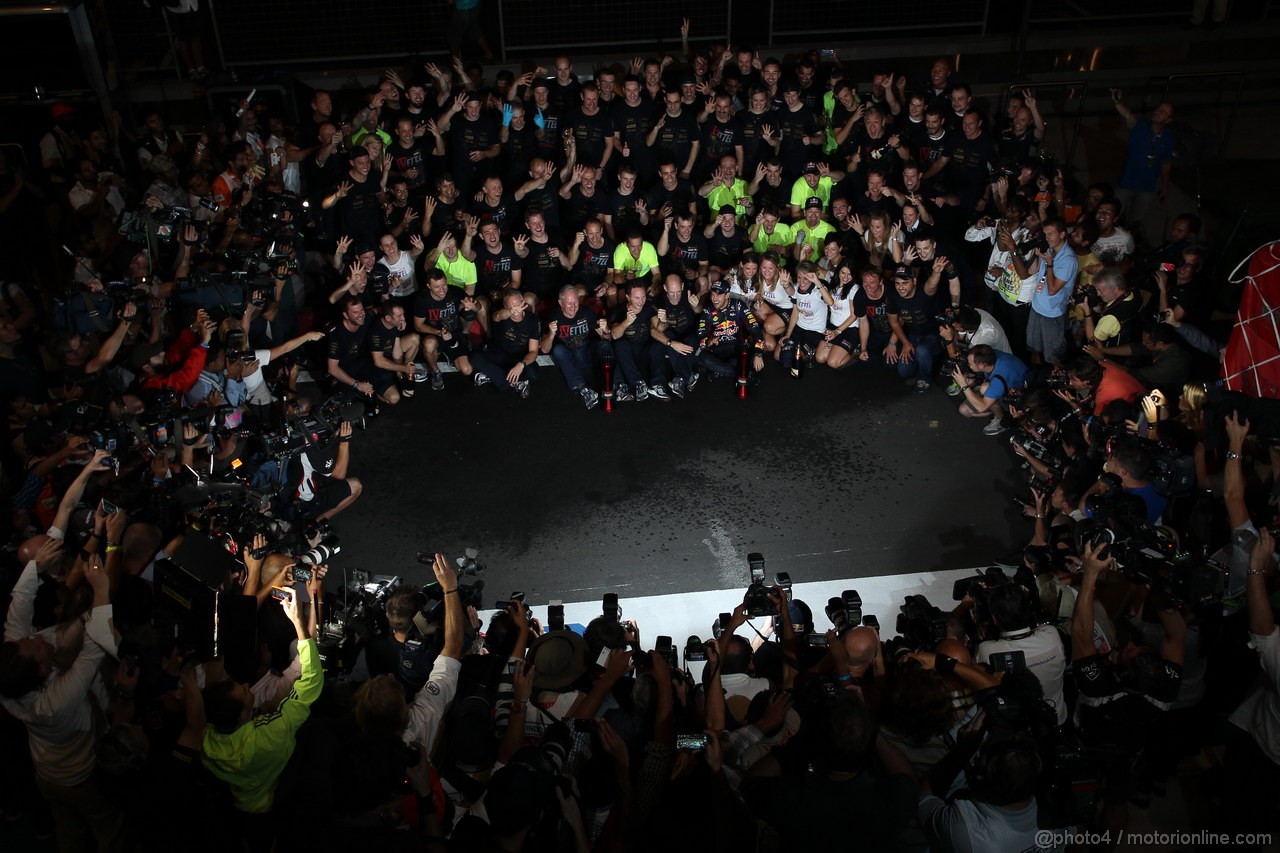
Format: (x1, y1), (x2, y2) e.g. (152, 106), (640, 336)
(18, 534), (51, 565)
(842, 627), (881, 675)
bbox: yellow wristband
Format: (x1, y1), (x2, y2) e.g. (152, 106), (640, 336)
(106, 545), (122, 554)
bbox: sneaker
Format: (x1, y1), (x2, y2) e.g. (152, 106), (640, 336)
(648, 383), (670, 401)
(635, 381), (650, 401)
(515, 379), (530, 399)
(668, 377), (685, 399)
(983, 418), (1008, 436)
(430, 371), (445, 391)
(615, 383), (634, 402)
(687, 372), (701, 393)
(946, 381), (962, 397)
(474, 373), (491, 388)
(412, 366), (431, 383)
(914, 379), (930, 394)
(579, 386), (600, 410)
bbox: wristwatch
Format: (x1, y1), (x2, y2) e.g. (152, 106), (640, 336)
(1227, 451), (1242, 461)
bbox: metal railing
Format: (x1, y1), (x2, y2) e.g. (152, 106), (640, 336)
(768, 0), (990, 45)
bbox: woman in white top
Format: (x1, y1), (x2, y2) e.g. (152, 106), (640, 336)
(754, 250), (792, 353)
(727, 253), (761, 302)
(857, 211), (904, 271)
(779, 261), (833, 365)
(816, 260), (860, 369)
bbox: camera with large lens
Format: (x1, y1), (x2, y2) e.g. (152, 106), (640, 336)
(743, 552), (773, 617)
(1017, 232), (1050, 255)
(895, 594), (949, 651)
(824, 589), (863, 634)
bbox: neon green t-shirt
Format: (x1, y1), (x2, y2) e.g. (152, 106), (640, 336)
(610, 241), (659, 277)
(793, 220), (836, 261)
(706, 180), (752, 222)
(752, 221), (793, 255)
(789, 176), (834, 212)
(436, 253), (477, 289)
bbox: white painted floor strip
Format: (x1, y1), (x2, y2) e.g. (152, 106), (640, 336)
(481, 566), (982, 648)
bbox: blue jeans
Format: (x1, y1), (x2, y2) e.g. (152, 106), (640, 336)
(896, 332), (942, 382)
(551, 340), (612, 391)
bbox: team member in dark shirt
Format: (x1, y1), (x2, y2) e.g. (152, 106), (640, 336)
(469, 174), (519, 236)
(468, 220), (524, 304)
(541, 285), (610, 409)
(568, 219), (617, 305)
(697, 278), (764, 381)
(564, 83), (615, 178)
(413, 269), (478, 390)
(513, 211), (569, 303)
(706, 204), (750, 280)
(470, 291), (539, 397)
(327, 296), (397, 403)
(364, 302), (420, 404)
(646, 91), (700, 182)
(649, 274), (703, 399)
(886, 262), (944, 392)
(609, 281), (659, 402)
(855, 268), (898, 368)
(658, 211), (710, 296)
(948, 109), (995, 211)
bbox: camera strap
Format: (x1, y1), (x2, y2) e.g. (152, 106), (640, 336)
(78, 291), (110, 334)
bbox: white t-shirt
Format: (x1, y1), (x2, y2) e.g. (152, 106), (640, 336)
(761, 280), (793, 309)
(1093, 227), (1135, 264)
(380, 251), (417, 298)
(828, 286), (859, 329)
(242, 349), (273, 405)
(977, 624), (1068, 725)
(969, 308), (1012, 353)
(792, 287), (829, 333)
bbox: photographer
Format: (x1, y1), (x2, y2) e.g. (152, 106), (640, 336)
(134, 308), (214, 394)
(950, 344), (1028, 436)
(0, 545), (122, 851)
(1078, 440), (1168, 525)
(1011, 217), (1077, 367)
(970, 581), (1069, 725)
(1083, 268), (1141, 350)
(202, 588), (322, 822)
(940, 304), (1012, 366)
(353, 554), (465, 749)
(1072, 540), (1186, 841)
(1057, 354), (1146, 418)
(289, 416), (361, 521)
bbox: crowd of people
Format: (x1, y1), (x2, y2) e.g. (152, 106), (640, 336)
(0, 22), (1275, 853)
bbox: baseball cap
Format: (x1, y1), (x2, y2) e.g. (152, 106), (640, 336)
(718, 204), (737, 216)
(678, 71), (696, 85)
(802, 163), (820, 175)
(710, 280), (732, 294)
(804, 196), (823, 210)
(892, 264), (915, 280)
(464, 90), (483, 103)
